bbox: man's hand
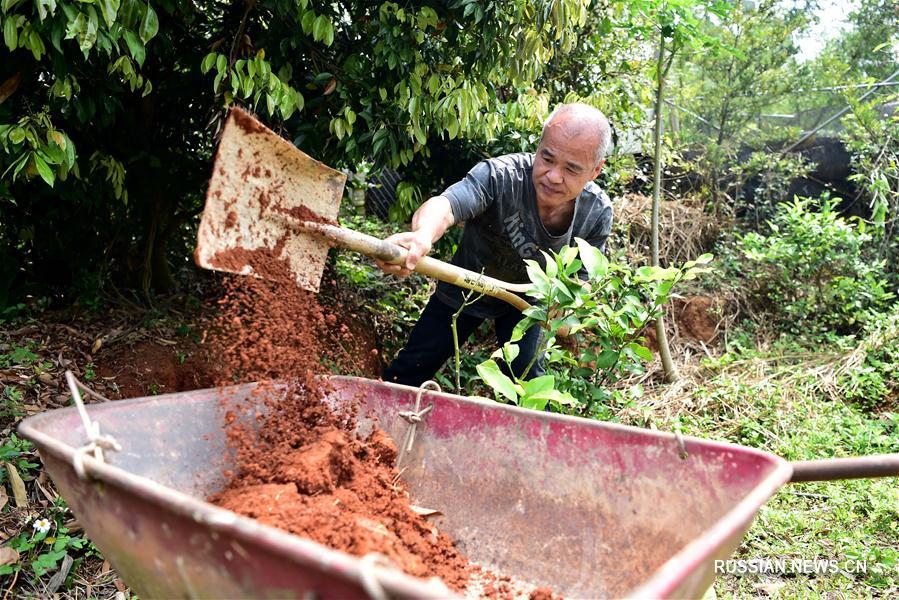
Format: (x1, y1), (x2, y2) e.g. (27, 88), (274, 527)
(374, 195), (455, 278)
(376, 231), (432, 277)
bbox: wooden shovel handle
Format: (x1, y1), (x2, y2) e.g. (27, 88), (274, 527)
(789, 454), (899, 482)
(299, 221), (532, 311)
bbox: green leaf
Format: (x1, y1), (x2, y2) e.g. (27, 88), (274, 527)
(3, 16), (16, 51)
(36, 0), (56, 21)
(575, 237), (607, 278)
(413, 125), (426, 145)
(99, 0), (120, 27)
(521, 375), (554, 396)
(301, 10), (315, 35)
(627, 342), (653, 362)
(123, 30), (145, 66)
(312, 14), (328, 42)
(476, 359), (519, 403)
(526, 388), (577, 406)
(32, 154), (55, 187)
(200, 52), (216, 74)
(28, 29), (46, 59)
(139, 3), (159, 43)
(501, 342), (519, 365)
(216, 53), (227, 73)
(525, 259), (550, 288)
(519, 395), (548, 411)
(594, 349), (618, 369)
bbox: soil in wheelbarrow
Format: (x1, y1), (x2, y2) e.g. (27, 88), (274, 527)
(206, 264), (554, 599)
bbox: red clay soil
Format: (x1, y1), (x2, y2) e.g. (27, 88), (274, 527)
(96, 339), (217, 398)
(643, 294), (722, 352)
(205, 264), (479, 592)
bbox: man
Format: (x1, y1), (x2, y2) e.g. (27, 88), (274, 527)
(378, 103), (613, 388)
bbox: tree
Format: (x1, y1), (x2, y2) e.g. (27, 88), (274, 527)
(622, 0), (730, 382)
(1, 1), (216, 302)
(667, 0), (811, 212)
(0, 0), (595, 305)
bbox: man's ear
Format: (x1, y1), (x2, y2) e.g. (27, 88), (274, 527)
(592, 159), (605, 179)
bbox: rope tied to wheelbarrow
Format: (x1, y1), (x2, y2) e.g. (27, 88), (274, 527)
(395, 380), (439, 470)
(65, 370), (122, 479)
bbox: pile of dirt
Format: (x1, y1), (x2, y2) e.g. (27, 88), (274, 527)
(206, 271), (481, 592)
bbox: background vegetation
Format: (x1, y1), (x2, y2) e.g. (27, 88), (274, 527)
(2, 0), (898, 597)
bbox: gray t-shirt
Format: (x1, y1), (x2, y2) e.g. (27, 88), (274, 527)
(437, 153), (613, 318)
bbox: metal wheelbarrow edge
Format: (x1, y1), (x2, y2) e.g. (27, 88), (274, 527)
(20, 378), (796, 598)
(18, 385), (454, 599)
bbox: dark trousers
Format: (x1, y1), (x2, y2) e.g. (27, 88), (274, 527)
(383, 295), (544, 388)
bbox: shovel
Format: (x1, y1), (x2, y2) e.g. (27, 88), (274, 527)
(195, 108), (531, 311)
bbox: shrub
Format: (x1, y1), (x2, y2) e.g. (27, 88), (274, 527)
(473, 239), (711, 416)
(736, 196), (894, 334)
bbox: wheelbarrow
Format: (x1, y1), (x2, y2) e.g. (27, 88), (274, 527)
(18, 376), (899, 598)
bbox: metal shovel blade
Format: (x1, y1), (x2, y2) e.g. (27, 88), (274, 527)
(195, 108), (347, 291)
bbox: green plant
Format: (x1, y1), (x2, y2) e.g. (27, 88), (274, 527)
(0, 434), (39, 483)
(730, 151), (812, 223)
(450, 287), (485, 395)
(2, 384), (25, 422)
(842, 90), (899, 252)
(1, 0), (605, 303)
(0, 497), (87, 581)
(0, 344), (38, 368)
(736, 196), (894, 334)
(475, 239), (712, 415)
(835, 308), (899, 411)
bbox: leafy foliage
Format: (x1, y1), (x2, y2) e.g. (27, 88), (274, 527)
(736, 196), (894, 334)
(841, 90), (899, 240)
(475, 239), (712, 415)
(0, 0), (609, 305)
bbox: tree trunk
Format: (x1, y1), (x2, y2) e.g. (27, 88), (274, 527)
(652, 35), (678, 383)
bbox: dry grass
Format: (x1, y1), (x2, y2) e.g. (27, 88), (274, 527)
(616, 308), (899, 430)
(610, 193), (724, 266)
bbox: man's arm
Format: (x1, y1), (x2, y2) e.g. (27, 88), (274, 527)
(375, 195), (455, 277)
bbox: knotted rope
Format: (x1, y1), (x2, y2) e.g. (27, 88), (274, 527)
(358, 552), (392, 600)
(65, 370), (122, 479)
(395, 380), (439, 469)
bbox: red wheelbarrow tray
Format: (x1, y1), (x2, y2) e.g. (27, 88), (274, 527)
(18, 375), (792, 598)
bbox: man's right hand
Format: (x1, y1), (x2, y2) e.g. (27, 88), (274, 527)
(374, 195), (455, 278)
(376, 231), (432, 278)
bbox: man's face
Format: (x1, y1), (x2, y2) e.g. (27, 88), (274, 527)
(532, 122), (604, 209)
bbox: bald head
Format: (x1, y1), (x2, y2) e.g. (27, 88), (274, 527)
(540, 103), (612, 168)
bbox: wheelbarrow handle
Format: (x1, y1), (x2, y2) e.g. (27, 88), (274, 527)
(297, 220), (533, 312)
(790, 453), (899, 483)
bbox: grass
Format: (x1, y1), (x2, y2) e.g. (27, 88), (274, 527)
(623, 318), (899, 598)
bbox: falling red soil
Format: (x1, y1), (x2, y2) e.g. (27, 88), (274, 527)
(205, 259), (480, 591)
